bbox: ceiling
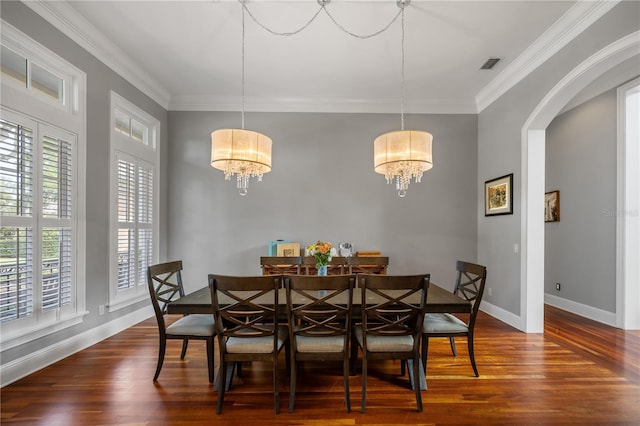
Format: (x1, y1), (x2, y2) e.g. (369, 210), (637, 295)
(26, 1), (619, 113)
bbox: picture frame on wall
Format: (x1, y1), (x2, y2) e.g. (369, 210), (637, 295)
(484, 173), (513, 216)
(545, 190), (560, 222)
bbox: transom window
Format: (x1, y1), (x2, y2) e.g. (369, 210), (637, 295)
(1, 42), (69, 108)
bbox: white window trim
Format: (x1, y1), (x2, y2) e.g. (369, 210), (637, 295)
(108, 91), (159, 312)
(0, 22), (87, 350)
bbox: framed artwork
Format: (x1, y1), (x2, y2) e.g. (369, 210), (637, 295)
(545, 190), (560, 222)
(485, 173), (513, 216)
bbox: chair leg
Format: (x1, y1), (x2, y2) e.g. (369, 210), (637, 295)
(343, 353), (351, 413)
(468, 333), (479, 377)
(180, 339), (189, 360)
(153, 338), (166, 382)
(285, 340), (291, 377)
(449, 336), (457, 356)
(350, 334), (358, 375)
(288, 355), (297, 413)
(412, 354), (423, 412)
(216, 359), (227, 414)
(400, 359), (406, 376)
(206, 339), (214, 383)
(273, 353), (280, 414)
(360, 355), (367, 413)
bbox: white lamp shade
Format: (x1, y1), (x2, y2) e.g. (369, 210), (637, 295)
(211, 128), (272, 174)
(373, 130), (433, 174)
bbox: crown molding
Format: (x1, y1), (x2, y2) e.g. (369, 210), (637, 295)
(475, 0), (619, 113)
(23, 0), (171, 110)
(169, 95), (478, 114)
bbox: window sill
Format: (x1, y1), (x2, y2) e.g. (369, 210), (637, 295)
(0, 311), (90, 351)
(107, 294), (149, 313)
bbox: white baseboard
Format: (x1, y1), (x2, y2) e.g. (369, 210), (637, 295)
(479, 301), (525, 332)
(544, 293), (617, 326)
(1, 306), (153, 387)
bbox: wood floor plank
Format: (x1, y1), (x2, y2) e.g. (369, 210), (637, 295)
(1, 305), (638, 425)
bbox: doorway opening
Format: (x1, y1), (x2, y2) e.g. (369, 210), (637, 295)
(521, 35), (639, 332)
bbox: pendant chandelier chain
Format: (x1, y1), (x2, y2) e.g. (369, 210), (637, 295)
(400, 6), (405, 131)
(241, 0), (402, 40)
(324, 6), (402, 39)
(242, 1), (324, 37)
(241, 2), (246, 130)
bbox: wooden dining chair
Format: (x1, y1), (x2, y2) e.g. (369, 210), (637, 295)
(347, 256), (389, 275)
(421, 261), (487, 377)
(260, 256), (302, 275)
(147, 261), (216, 382)
(353, 273), (430, 412)
(208, 274), (288, 414)
(284, 274), (356, 413)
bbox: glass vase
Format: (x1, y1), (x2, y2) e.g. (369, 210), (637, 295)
(317, 265), (328, 276)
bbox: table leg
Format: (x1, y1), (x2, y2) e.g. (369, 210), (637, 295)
(214, 362), (237, 392)
(406, 359), (427, 390)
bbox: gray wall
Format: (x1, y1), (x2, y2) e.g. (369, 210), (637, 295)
(0, 2), (168, 364)
(168, 111), (478, 294)
(477, 1), (639, 318)
(545, 89), (617, 312)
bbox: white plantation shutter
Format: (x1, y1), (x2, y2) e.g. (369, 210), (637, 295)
(0, 227), (34, 322)
(41, 227), (72, 311)
(115, 155), (154, 291)
(1, 118), (35, 322)
(0, 119), (33, 217)
(137, 164), (153, 286)
(41, 134), (72, 219)
(117, 158), (135, 290)
(41, 133), (73, 311)
(0, 114), (77, 324)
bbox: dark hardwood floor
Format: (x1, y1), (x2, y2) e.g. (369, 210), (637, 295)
(2, 305), (639, 425)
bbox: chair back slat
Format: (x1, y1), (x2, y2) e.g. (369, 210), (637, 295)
(358, 274), (430, 345)
(285, 274), (355, 340)
(347, 256), (389, 275)
(453, 261), (487, 326)
(209, 274), (281, 349)
(147, 261), (185, 322)
(261, 256), (302, 275)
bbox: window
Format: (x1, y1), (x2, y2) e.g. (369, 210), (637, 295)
(1, 35), (70, 110)
(109, 92), (159, 311)
(0, 115), (77, 321)
(0, 22), (86, 349)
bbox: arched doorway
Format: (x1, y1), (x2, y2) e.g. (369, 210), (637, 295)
(520, 32), (639, 332)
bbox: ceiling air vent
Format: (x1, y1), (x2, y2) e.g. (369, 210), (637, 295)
(480, 58), (501, 70)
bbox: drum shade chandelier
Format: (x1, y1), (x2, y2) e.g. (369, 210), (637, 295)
(211, 0), (432, 197)
(374, 0), (433, 197)
(211, 1), (272, 196)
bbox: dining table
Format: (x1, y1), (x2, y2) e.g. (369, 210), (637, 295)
(167, 283), (471, 391)
(167, 283), (471, 316)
